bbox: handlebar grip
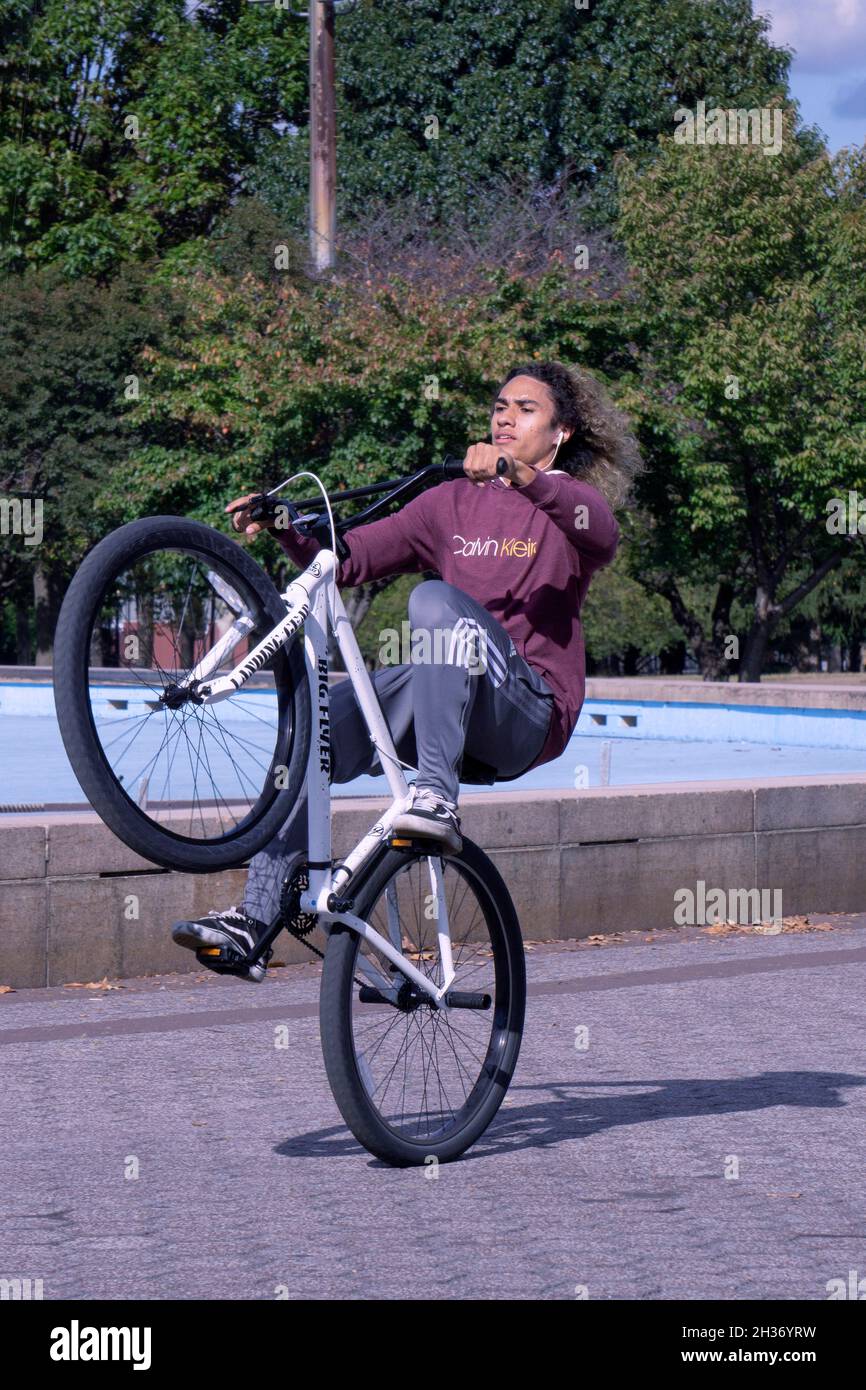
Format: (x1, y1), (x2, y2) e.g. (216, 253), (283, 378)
(442, 455), (509, 478)
(226, 493), (285, 526)
(246, 495), (284, 523)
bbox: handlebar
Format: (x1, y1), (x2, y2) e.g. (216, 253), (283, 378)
(229, 455), (510, 545)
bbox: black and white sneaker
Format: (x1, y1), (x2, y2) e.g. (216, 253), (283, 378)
(171, 906), (271, 983)
(391, 785), (463, 853)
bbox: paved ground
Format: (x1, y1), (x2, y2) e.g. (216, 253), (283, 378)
(2, 913), (866, 1301)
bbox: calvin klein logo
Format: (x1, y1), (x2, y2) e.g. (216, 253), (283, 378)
(452, 534), (537, 558)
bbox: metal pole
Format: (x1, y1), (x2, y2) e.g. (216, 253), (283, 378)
(309, 0), (336, 271)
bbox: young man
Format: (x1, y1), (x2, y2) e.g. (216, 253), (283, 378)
(172, 361), (633, 980)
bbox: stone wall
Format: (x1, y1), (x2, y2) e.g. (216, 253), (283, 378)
(1, 774), (864, 988)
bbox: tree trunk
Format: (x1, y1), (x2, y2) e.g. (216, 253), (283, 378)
(658, 578), (734, 681)
(34, 564), (63, 666)
(659, 640), (686, 674)
(16, 603), (31, 664)
(739, 620), (772, 681)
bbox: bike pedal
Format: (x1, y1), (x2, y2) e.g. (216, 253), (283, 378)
(195, 945), (268, 978)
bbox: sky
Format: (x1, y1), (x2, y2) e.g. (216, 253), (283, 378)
(755, 1), (865, 153)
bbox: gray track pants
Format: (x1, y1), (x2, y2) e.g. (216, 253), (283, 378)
(242, 579), (555, 924)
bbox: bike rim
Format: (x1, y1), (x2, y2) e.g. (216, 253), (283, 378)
(80, 543), (294, 844)
(349, 855), (513, 1147)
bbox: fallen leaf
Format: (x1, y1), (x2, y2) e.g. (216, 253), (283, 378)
(779, 915), (833, 932)
(63, 976), (124, 991)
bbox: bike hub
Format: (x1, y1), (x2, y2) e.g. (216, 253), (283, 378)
(159, 680), (202, 710)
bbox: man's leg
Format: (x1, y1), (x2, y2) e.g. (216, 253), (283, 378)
(242, 663), (418, 925)
(405, 579), (555, 806)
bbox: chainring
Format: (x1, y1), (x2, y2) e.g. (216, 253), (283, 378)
(280, 862), (319, 939)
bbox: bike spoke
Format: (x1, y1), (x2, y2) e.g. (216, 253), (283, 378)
(84, 545), (285, 842)
(351, 857), (502, 1143)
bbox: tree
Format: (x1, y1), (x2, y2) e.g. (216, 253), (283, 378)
(0, 261), (172, 660)
(580, 542), (681, 673)
(252, 0), (804, 227)
(0, 0), (306, 277)
(88, 239), (635, 665)
(616, 114), (866, 680)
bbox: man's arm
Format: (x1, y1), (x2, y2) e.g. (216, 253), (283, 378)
(512, 468), (619, 568)
(274, 488), (441, 586)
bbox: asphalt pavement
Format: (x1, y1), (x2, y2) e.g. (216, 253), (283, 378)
(2, 914), (866, 1301)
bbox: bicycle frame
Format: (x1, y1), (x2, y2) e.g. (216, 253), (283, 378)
(187, 547), (456, 1008)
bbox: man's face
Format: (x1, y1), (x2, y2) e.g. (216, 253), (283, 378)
(490, 375), (564, 469)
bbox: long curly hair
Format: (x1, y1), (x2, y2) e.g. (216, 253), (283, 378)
(495, 361), (643, 509)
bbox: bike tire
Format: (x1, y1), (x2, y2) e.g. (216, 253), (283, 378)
(53, 516), (311, 872)
(319, 838), (526, 1166)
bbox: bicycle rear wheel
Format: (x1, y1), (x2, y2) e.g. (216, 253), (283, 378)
(319, 839), (526, 1165)
(53, 516), (311, 872)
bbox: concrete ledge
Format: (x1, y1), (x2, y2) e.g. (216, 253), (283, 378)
(1, 777), (864, 988)
(0, 825), (46, 880)
(584, 677), (866, 710)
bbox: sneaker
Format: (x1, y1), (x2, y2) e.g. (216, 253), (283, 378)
(391, 784), (463, 853)
(171, 906), (271, 983)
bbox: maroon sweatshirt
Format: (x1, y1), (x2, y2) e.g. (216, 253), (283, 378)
(274, 467), (619, 771)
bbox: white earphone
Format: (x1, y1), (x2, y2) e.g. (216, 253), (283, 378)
(540, 431), (565, 471)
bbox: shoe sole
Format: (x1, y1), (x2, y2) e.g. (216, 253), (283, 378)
(171, 922), (267, 983)
(390, 813), (462, 854)
(172, 921), (234, 951)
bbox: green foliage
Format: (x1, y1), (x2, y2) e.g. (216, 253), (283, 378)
(616, 116), (866, 677)
(353, 573), (425, 667)
(0, 0), (306, 277)
(0, 260), (173, 654)
(97, 249), (627, 533)
(581, 546), (680, 662)
(2, 0), (855, 683)
(252, 0), (799, 226)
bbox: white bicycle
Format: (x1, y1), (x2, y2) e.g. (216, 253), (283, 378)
(53, 457), (526, 1165)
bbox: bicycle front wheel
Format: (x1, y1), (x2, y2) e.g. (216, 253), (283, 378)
(53, 516), (311, 872)
(319, 838), (526, 1166)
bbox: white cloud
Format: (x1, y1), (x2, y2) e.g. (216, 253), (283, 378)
(757, 0), (866, 73)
